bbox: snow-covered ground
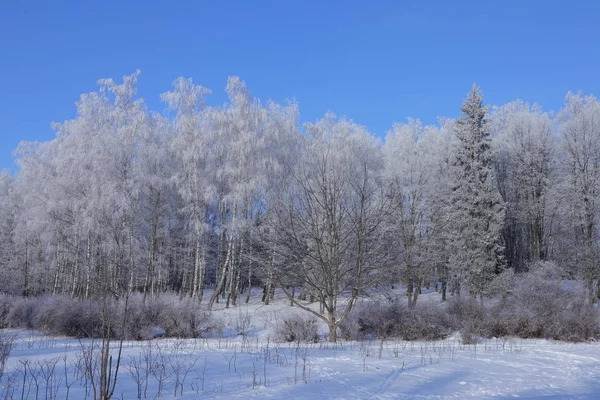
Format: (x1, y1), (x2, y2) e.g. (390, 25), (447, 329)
(2, 289), (600, 399)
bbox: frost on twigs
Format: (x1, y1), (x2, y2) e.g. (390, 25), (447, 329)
(274, 313), (320, 343)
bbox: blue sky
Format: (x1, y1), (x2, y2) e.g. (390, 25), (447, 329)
(1, 0), (599, 170)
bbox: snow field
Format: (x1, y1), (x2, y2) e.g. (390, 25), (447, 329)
(1, 290), (600, 399)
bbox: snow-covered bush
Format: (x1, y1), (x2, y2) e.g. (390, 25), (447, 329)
(1, 293), (220, 340)
(31, 295), (102, 338)
(0, 331), (16, 381)
(446, 297), (486, 343)
(487, 299), (600, 342)
(444, 262), (600, 342)
(152, 294), (216, 338)
(112, 293), (220, 339)
(340, 301), (450, 341)
(0, 293), (14, 328)
(483, 301), (524, 338)
(275, 313), (320, 343)
(506, 262), (600, 341)
(485, 269), (515, 298)
(340, 301), (401, 340)
(5, 297), (37, 329)
(232, 308), (252, 336)
(402, 303), (452, 341)
(3, 295), (103, 337)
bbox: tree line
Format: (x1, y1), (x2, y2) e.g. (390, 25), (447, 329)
(0, 72), (599, 329)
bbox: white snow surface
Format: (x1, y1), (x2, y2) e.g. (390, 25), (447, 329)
(2, 289), (600, 399)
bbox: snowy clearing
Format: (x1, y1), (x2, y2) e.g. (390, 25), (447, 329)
(3, 329), (600, 399)
(2, 290), (600, 400)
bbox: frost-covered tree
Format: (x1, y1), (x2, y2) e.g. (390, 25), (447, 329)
(163, 76), (298, 307)
(12, 140), (56, 296)
(492, 101), (554, 271)
(430, 120), (458, 300)
(94, 71), (154, 295)
(135, 114), (179, 298)
(556, 93), (600, 304)
(268, 114), (390, 342)
(162, 77), (212, 301)
(0, 171), (18, 293)
(206, 77), (272, 309)
(446, 85), (505, 300)
(6, 69), (600, 317)
(384, 119), (443, 306)
(17, 71), (154, 298)
(245, 100), (300, 306)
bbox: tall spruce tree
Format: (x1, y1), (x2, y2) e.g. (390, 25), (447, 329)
(446, 84), (505, 300)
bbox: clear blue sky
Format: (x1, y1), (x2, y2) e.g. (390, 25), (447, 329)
(1, 0), (599, 170)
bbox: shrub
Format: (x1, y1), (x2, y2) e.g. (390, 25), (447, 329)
(113, 293), (149, 340)
(5, 297), (37, 329)
(483, 301), (522, 338)
(0, 294), (15, 328)
(112, 293), (220, 340)
(446, 297), (486, 342)
(484, 269), (515, 298)
(445, 262), (600, 343)
(232, 308), (252, 336)
(60, 298), (103, 338)
(402, 303), (451, 341)
(0, 292), (219, 340)
(151, 294), (217, 338)
(275, 313), (320, 343)
(0, 331), (16, 381)
(339, 302), (396, 341)
(9, 295), (102, 338)
(508, 262), (600, 342)
(340, 300), (451, 341)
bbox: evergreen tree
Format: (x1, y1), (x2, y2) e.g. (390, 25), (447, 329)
(446, 84), (505, 300)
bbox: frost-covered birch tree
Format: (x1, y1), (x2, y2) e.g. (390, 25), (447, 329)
(492, 101), (554, 271)
(206, 77), (270, 309)
(556, 93), (600, 304)
(0, 171), (18, 293)
(163, 77), (212, 301)
(384, 119), (442, 307)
